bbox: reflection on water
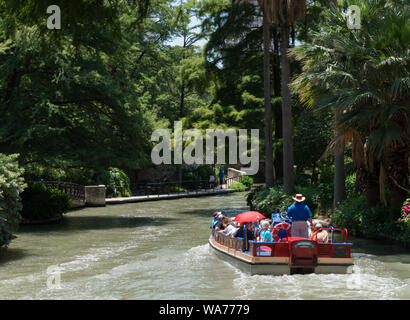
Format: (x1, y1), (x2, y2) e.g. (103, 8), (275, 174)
(0, 193), (409, 299)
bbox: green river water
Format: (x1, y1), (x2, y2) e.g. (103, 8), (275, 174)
(1, 193), (409, 300)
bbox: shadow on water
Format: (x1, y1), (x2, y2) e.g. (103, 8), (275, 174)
(176, 206), (249, 218)
(351, 236), (410, 256)
(16, 216), (179, 234)
(0, 248), (31, 265)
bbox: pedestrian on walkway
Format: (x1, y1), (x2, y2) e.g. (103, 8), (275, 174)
(218, 169), (224, 189)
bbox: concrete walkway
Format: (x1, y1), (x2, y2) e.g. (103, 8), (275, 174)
(105, 187), (236, 205)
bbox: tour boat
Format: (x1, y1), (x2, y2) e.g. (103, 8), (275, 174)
(209, 215), (354, 275)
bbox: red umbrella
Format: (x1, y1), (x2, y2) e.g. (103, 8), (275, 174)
(234, 211), (266, 223)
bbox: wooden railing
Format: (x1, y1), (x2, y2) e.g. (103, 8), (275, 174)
(213, 230), (244, 251)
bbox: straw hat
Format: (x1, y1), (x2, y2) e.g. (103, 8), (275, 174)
(292, 194), (306, 202)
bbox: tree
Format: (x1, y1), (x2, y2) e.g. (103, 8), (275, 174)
(0, 0), (178, 183)
(258, 0), (274, 187)
(0, 154), (26, 248)
(264, 0), (307, 193)
(292, 0), (409, 211)
(329, 0), (346, 209)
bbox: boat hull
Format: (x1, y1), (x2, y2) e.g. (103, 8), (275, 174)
(209, 237), (353, 275)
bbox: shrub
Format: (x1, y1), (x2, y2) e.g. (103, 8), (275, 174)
(398, 198), (410, 226)
(249, 183), (334, 217)
(333, 195), (367, 236)
(21, 183), (72, 221)
(240, 176), (254, 189)
(96, 167), (130, 198)
(333, 195), (402, 241)
(398, 198), (410, 243)
(345, 174), (362, 199)
(183, 165), (214, 182)
(228, 182), (246, 192)
(248, 186), (294, 216)
(0, 154), (26, 247)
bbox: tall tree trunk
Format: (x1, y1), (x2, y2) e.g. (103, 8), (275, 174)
(179, 81), (185, 117)
(291, 24), (295, 47)
(272, 26), (283, 180)
(387, 145), (410, 214)
(366, 173), (380, 208)
(263, 9), (274, 187)
(177, 29), (188, 186)
(333, 110), (346, 208)
(280, 17), (294, 193)
(330, 0), (345, 209)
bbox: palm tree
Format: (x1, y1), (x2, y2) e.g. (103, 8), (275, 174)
(263, 0), (306, 193)
(258, 0), (275, 187)
(329, 0), (346, 209)
(291, 0), (409, 211)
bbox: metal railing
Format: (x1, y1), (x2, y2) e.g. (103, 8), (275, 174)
(129, 179), (219, 197)
(226, 175), (242, 188)
(42, 181), (85, 202)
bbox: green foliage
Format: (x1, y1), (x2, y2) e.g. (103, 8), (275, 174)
(20, 183), (71, 221)
(0, 153), (26, 247)
(397, 199), (410, 243)
(97, 167), (130, 198)
(293, 110), (333, 173)
(228, 182), (245, 192)
(333, 195), (368, 236)
(0, 0), (194, 182)
(240, 175), (254, 189)
(345, 174), (362, 199)
(183, 165), (214, 182)
(292, 0), (410, 209)
(249, 182), (334, 217)
(297, 183), (333, 213)
(248, 186), (294, 216)
(334, 194), (404, 242)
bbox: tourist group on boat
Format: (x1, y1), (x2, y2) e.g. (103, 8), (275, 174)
(211, 193), (329, 244)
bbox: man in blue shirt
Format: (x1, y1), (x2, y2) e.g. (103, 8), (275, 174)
(286, 194), (312, 239)
(218, 169), (224, 188)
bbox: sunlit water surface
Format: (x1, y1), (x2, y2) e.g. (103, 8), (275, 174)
(1, 193), (409, 299)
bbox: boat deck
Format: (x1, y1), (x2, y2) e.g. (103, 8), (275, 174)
(209, 229), (354, 275)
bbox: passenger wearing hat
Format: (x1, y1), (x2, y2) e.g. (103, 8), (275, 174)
(286, 194), (312, 239)
(210, 211), (221, 229)
(213, 213), (226, 231)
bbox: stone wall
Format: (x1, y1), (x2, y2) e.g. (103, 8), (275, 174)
(85, 185), (106, 206)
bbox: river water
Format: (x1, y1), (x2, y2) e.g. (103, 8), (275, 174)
(0, 193), (409, 300)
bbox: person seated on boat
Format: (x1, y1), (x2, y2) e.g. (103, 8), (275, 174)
(213, 213), (225, 232)
(224, 219), (239, 237)
(310, 223), (329, 243)
(250, 221), (261, 239)
(286, 194), (312, 239)
(233, 223), (253, 240)
(222, 216), (230, 230)
(210, 211), (221, 229)
(259, 220), (272, 242)
(308, 219), (316, 238)
(233, 222), (254, 251)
